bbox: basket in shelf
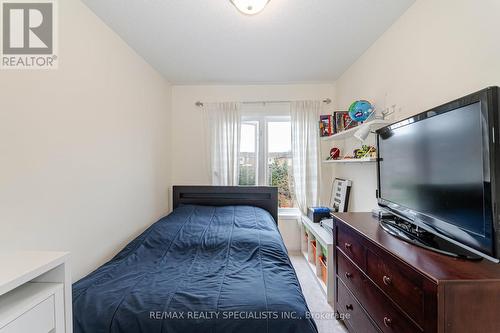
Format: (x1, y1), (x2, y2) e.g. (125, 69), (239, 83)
(310, 240), (317, 264)
(319, 255), (327, 284)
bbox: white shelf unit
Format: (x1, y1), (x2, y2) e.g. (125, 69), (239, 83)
(299, 215), (334, 304)
(321, 119), (390, 142)
(0, 282), (64, 333)
(323, 157), (377, 164)
(0, 251), (72, 333)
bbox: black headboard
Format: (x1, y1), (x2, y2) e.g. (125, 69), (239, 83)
(172, 186), (279, 223)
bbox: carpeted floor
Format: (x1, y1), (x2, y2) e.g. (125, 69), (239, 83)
(289, 253), (348, 333)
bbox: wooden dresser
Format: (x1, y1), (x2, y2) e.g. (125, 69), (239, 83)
(332, 213), (500, 333)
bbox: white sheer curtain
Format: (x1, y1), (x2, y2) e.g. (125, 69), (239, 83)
(291, 101), (322, 214)
(203, 102), (241, 185)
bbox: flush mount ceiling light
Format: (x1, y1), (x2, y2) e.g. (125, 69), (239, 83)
(230, 0), (270, 15)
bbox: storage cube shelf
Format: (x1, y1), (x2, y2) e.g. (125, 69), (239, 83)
(319, 256), (327, 285)
(300, 215), (334, 303)
(310, 240), (317, 265)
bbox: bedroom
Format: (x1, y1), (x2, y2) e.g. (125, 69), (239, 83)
(1, 0), (500, 332)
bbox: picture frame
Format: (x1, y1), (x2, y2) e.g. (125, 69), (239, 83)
(329, 178), (352, 212)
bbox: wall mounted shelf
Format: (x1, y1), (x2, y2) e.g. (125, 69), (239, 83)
(320, 119), (390, 141)
(323, 157), (377, 164)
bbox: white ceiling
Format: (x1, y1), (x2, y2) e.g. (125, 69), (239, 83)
(82, 0), (415, 84)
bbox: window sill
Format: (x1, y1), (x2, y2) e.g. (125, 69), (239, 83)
(278, 208), (301, 220)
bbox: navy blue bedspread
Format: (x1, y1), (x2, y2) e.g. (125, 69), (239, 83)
(73, 205), (318, 333)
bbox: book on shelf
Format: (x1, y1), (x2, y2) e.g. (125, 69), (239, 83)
(333, 111), (358, 134)
(319, 115), (333, 137)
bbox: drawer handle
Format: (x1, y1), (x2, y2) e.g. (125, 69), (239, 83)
(345, 272), (353, 279)
(345, 304), (353, 311)
(383, 275), (392, 286)
(344, 242), (352, 250)
(383, 316), (392, 327)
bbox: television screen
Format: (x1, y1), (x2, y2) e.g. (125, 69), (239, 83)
(378, 101), (493, 255)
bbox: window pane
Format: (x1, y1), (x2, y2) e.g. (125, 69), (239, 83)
(268, 153), (295, 208)
(241, 123), (256, 152)
(268, 121), (295, 208)
(268, 121), (291, 152)
(239, 122), (257, 186)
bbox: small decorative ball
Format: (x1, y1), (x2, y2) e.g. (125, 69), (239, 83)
(330, 147), (340, 159)
(348, 100), (374, 122)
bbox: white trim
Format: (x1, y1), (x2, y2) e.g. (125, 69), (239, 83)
(279, 208), (301, 220)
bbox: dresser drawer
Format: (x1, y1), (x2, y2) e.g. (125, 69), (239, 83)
(0, 283), (64, 333)
(337, 251), (422, 333)
(337, 279), (380, 333)
(1, 295), (55, 333)
(337, 223), (365, 269)
(365, 248), (428, 327)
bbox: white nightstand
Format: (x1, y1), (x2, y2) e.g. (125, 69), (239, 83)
(0, 251), (72, 333)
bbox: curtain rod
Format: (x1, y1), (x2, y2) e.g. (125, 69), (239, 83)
(195, 98), (331, 107)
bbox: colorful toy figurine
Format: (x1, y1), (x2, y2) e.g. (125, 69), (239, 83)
(354, 145), (376, 159)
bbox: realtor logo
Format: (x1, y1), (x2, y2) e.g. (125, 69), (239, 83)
(1, 0), (57, 69)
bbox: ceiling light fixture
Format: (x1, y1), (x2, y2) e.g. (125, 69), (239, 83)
(230, 0), (270, 15)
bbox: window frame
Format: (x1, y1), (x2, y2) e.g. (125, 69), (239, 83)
(240, 114), (296, 210)
(239, 120), (260, 185)
(241, 115), (291, 187)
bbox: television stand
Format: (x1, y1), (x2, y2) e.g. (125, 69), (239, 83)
(379, 218), (482, 260)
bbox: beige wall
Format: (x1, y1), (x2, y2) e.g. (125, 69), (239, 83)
(0, 0), (172, 280)
(327, 0), (500, 212)
(171, 84), (336, 192)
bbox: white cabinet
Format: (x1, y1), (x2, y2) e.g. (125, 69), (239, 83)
(0, 252), (72, 333)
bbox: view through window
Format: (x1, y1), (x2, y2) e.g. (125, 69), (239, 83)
(239, 116), (295, 208)
(239, 122), (258, 186)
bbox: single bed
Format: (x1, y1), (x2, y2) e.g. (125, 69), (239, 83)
(73, 186), (317, 333)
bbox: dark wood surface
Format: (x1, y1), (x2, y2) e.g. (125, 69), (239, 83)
(172, 185), (279, 223)
(332, 212), (500, 281)
(365, 247), (426, 327)
(333, 212), (500, 333)
(337, 250), (423, 333)
(337, 278), (380, 333)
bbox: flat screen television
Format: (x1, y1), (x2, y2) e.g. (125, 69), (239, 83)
(377, 87), (500, 262)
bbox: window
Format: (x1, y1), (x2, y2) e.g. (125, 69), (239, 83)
(239, 122), (258, 186)
(239, 111), (295, 208)
(267, 121), (294, 208)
